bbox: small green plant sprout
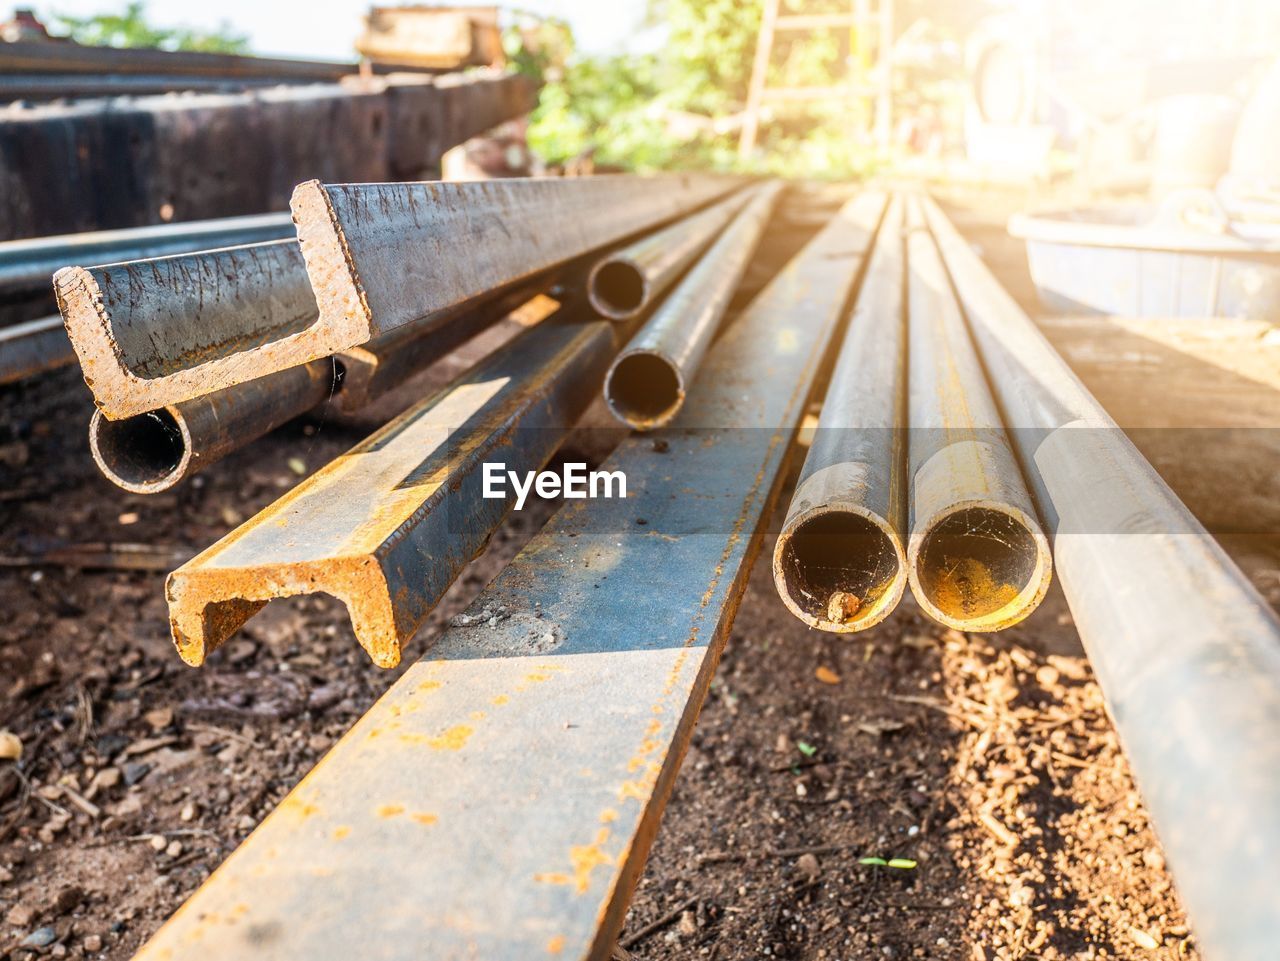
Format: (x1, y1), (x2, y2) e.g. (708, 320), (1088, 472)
(858, 857), (918, 870)
(796, 741), (817, 758)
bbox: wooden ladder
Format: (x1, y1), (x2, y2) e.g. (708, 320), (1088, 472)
(738, 0), (894, 159)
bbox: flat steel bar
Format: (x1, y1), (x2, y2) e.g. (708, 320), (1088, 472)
(88, 361), (335, 494)
(923, 193), (1280, 961)
(129, 190), (887, 961)
(0, 314), (75, 385)
(603, 180), (783, 429)
(0, 212), (293, 298)
(904, 194), (1051, 632)
(55, 239), (325, 420)
(585, 186), (754, 321)
(166, 301), (629, 670)
(772, 194), (908, 632)
(292, 172), (744, 343)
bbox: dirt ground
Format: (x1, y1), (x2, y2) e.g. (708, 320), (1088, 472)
(1, 182), (1277, 961)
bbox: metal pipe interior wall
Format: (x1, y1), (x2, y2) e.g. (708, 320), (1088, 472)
(923, 192), (1280, 961)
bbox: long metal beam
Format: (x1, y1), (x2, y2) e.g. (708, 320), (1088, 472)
(0, 212), (293, 299)
(585, 186), (753, 321)
(772, 194), (908, 632)
(0, 72), (536, 239)
(923, 193), (1280, 961)
(56, 240), (323, 420)
(165, 300), (629, 670)
(128, 190), (887, 961)
(293, 173), (744, 343)
(0, 38), (428, 82)
(603, 181), (783, 429)
(904, 194), (1051, 632)
(0, 314), (75, 385)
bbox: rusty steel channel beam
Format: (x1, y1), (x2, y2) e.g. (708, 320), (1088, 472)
(0, 314), (74, 385)
(772, 194), (908, 632)
(0, 212), (293, 299)
(166, 300), (632, 670)
(603, 180), (783, 429)
(585, 185), (754, 321)
(58, 174), (738, 419)
(0, 72), (536, 239)
(0, 74), (292, 102)
(293, 172), (743, 341)
(87, 278), (560, 492)
(904, 195), (1051, 632)
(129, 190), (887, 961)
(56, 239), (321, 420)
(923, 193), (1280, 961)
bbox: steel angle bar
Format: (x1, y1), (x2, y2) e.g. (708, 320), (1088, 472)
(0, 212), (293, 298)
(88, 361), (335, 494)
(772, 194), (908, 632)
(904, 194), (1051, 632)
(55, 239), (322, 420)
(0, 314), (75, 386)
(166, 303), (628, 670)
(603, 180), (784, 429)
(923, 193), (1280, 961)
(585, 184), (755, 321)
(292, 172), (744, 343)
(129, 190), (886, 961)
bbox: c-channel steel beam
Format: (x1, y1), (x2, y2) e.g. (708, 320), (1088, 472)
(55, 175), (741, 419)
(166, 300), (629, 670)
(923, 193), (1280, 961)
(128, 191), (887, 961)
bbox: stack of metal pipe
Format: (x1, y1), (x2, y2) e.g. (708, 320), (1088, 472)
(772, 190), (1052, 635)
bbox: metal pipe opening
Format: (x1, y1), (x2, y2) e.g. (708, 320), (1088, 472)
(588, 260), (648, 319)
(89, 408), (189, 494)
(912, 505), (1049, 630)
(775, 509), (905, 632)
(604, 352), (685, 429)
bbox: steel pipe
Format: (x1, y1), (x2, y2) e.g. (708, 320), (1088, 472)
(88, 361), (335, 494)
(923, 192), (1280, 961)
(603, 181), (783, 429)
(166, 300), (631, 670)
(904, 195), (1051, 631)
(87, 280), (556, 491)
(0, 212), (293, 299)
(0, 314), (75, 386)
(773, 195), (908, 632)
(585, 185), (754, 321)
(128, 191), (887, 961)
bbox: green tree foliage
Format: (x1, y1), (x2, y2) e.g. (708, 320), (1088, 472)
(54, 1), (250, 54)
(519, 0), (888, 177)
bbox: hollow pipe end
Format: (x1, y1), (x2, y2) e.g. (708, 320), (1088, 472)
(586, 256), (649, 322)
(906, 500), (1053, 633)
(603, 349), (687, 431)
(89, 405), (193, 494)
(772, 503), (909, 634)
